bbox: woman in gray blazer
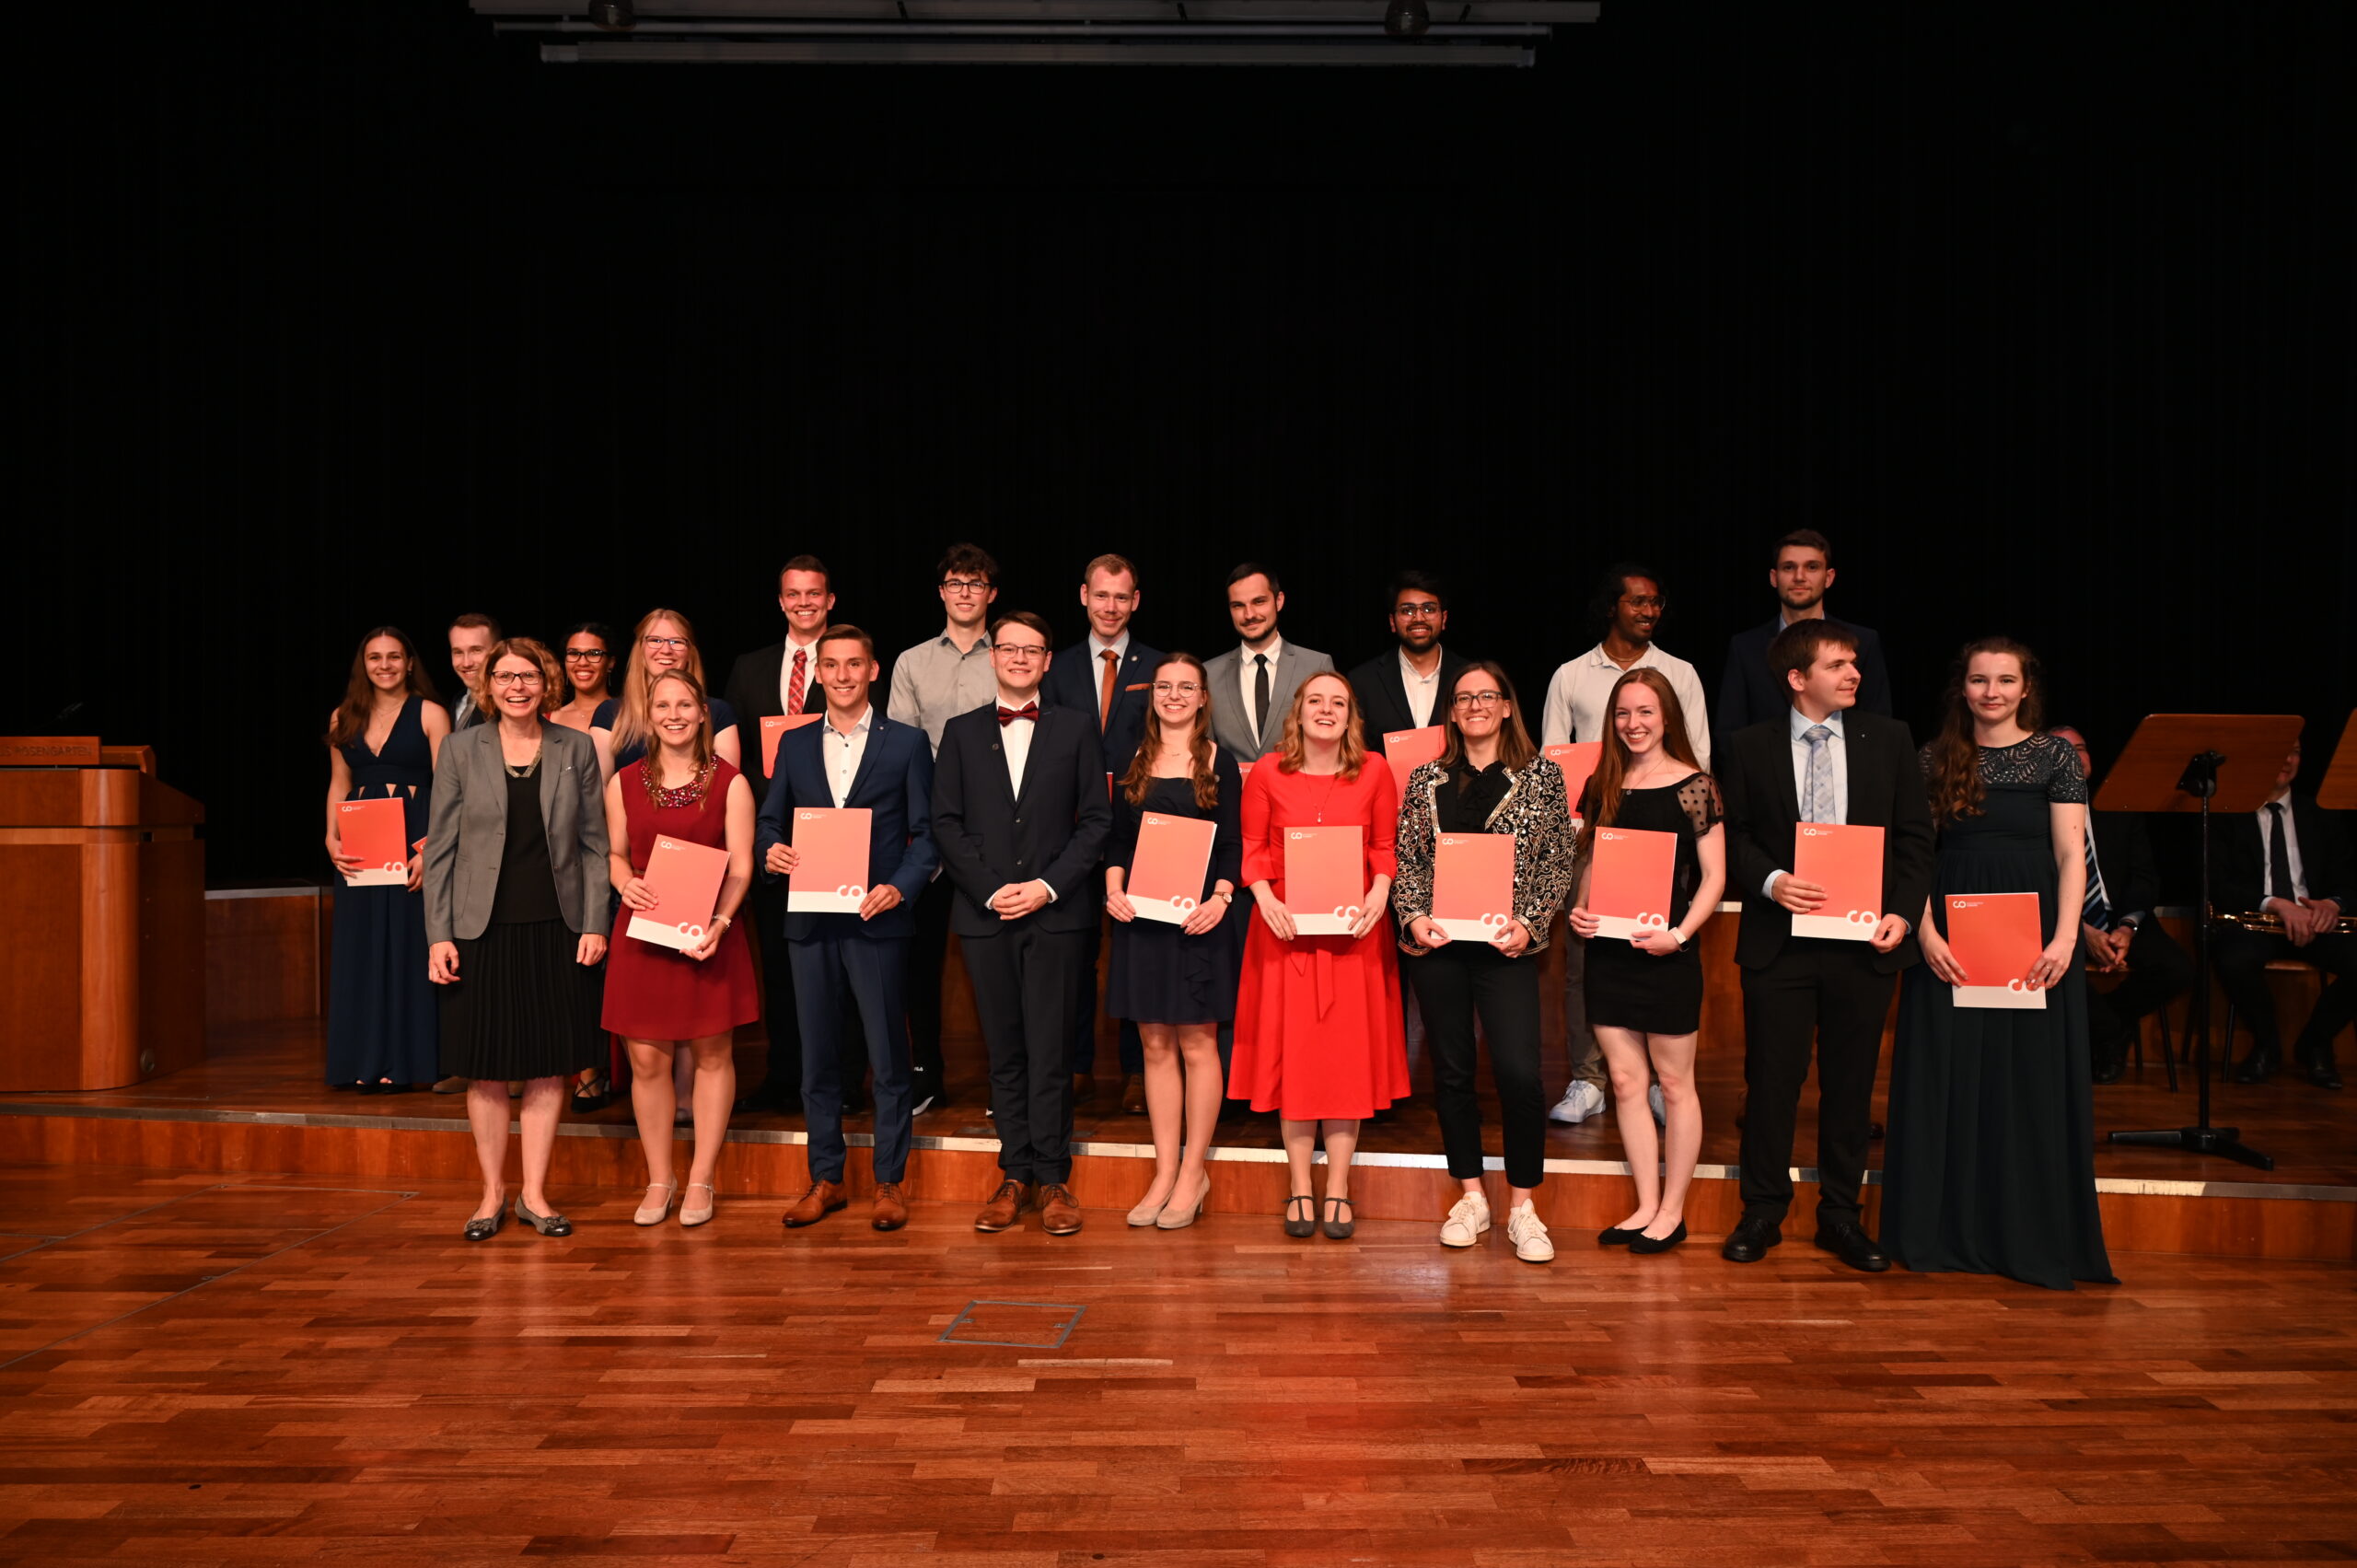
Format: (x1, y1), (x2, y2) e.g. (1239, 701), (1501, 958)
(424, 637), (612, 1240)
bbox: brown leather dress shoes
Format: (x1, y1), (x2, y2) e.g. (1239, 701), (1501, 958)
(1039, 1183), (1083, 1236)
(1120, 1073), (1146, 1115)
(871, 1181), (909, 1231)
(974, 1179), (1030, 1232)
(782, 1179), (846, 1228)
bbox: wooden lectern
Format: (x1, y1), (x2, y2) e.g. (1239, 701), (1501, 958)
(0, 738), (206, 1090)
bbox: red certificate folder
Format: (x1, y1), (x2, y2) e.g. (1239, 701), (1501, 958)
(336, 796), (411, 887)
(1127, 812), (1217, 924)
(1587, 825), (1678, 940)
(786, 806), (873, 914)
(1383, 725), (1447, 800)
(1790, 822), (1886, 940)
(625, 834), (729, 951)
(1284, 825), (1365, 935)
(1432, 832), (1516, 943)
(1544, 742), (1604, 824)
(761, 711), (822, 776)
(1945, 891), (2047, 1009)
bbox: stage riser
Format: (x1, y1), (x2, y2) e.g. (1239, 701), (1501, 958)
(5, 1112), (2345, 1261)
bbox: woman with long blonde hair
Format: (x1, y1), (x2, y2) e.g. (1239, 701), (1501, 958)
(1102, 653), (1244, 1230)
(591, 608), (744, 780)
(1227, 671), (1411, 1241)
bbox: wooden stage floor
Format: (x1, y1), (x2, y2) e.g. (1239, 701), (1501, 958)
(1, 1157), (2353, 1565)
(6, 1013), (2352, 1189)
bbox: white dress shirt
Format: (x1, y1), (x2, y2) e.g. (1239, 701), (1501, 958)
(1399, 648), (1443, 729)
(1766, 705), (1848, 899)
(778, 631), (825, 716)
(820, 703), (873, 808)
(1238, 634), (1285, 739)
(1001, 697), (1039, 796)
(1538, 642), (1713, 770)
(2258, 788), (2309, 900)
(1090, 630), (1131, 715)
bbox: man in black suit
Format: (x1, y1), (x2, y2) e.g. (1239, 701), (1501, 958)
(2049, 726), (2194, 1085)
(933, 610), (1113, 1237)
(1040, 553), (1161, 1114)
(2213, 738), (2352, 1090)
(721, 554), (838, 1115)
(1718, 620), (1933, 1272)
(1714, 529), (1893, 757)
(1346, 568), (1469, 755)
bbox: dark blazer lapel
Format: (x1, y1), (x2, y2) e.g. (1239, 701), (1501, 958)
(843, 713), (889, 804)
(1770, 720), (1803, 826)
(536, 723), (566, 851)
(1012, 708), (1056, 814)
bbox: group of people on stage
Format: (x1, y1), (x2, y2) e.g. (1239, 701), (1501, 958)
(321, 532), (2352, 1289)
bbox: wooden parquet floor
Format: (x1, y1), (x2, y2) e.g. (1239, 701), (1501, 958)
(2, 1159), (2353, 1566)
(13, 1014), (2354, 1191)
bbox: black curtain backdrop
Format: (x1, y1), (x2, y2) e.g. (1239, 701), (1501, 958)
(19, 2), (2354, 889)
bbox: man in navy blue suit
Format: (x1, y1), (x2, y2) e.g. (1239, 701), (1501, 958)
(1714, 529), (1893, 758)
(757, 625), (939, 1234)
(1040, 553), (1162, 1113)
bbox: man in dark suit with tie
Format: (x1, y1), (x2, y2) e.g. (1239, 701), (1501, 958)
(933, 610), (1113, 1237)
(756, 626), (937, 1232)
(722, 555), (838, 1115)
(1041, 553), (1162, 1114)
(1713, 530), (1894, 758)
(1346, 568), (1469, 755)
(2212, 738), (2352, 1090)
(2049, 726), (2194, 1085)
(1718, 620), (1933, 1272)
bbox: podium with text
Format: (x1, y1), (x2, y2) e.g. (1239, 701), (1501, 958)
(0, 738), (206, 1091)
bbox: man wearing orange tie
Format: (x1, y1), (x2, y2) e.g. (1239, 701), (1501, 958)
(1043, 554), (1162, 1113)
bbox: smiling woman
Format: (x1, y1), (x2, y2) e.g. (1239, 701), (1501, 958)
(593, 609), (744, 780)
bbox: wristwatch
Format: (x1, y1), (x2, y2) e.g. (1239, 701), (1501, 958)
(1213, 889), (1235, 904)
(1669, 927), (1688, 948)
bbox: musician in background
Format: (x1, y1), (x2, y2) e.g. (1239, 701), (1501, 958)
(2215, 738), (2353, 1091)
(2049, 726), (2194, 1086)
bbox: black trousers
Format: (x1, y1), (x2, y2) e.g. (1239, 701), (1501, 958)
(2212, 926), (2357, 1060)
(1404, 942), (1547, 1190)
(2085, 920), (2193, 1056)
(963, 924), (1084, 1185)
(748, 878), (805, 1092)
(903, 874), (954, 1087)
(1737, 937), (1894, 1226)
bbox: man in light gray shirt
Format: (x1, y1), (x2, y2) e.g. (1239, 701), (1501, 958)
(1538, 563), (1712, 1127)
(884, 541), (1003, 1112)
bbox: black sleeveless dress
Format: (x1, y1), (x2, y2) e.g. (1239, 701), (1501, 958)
(1580, 772), (1722, 1035)
(1884, 735), (2114, 1291)
(326, 697), (441, 1088)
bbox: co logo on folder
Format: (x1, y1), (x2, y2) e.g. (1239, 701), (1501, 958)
(1287, 831), (1309, 841)
(675, 921), (706, 941)
(837, 883), (866, 900)
(383, 861), (405, 875)
(1170, 895), (1198, 913)
(1479, 911), (1512, 942)
(1847, 908), (1878, 926)
(1633, 911), (1670, 930)
(2007, 977), (2030, 993)
(1333, 904), (1362, 923)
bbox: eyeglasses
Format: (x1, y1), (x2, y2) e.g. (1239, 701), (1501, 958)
(643, 636), (689, 651)
(489, 670), (545, 688)
(940, 578), (992, 596)
(1152, 681), (1203, 696)
(1395, 601), (1445, 620)
(1451, 691), (1505, 709)
(994, 644), (1048, 661)
(563, 650), (609, 663)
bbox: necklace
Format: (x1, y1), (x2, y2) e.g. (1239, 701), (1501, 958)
(1303, 770), (1345, 823)
(503, 742), (543, 779)
(644, 752), (718, 808)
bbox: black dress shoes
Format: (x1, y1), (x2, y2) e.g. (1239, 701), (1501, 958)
(2091, 1045), (2128, 1085)
(1814, 1221), (1890, 1272)
(2296, 1048), (2342, 1091)
(1630, 1221), (1688, 1255)
(2232, 1047), (2280, 1085)
(1721, 1215), (1782, 1263)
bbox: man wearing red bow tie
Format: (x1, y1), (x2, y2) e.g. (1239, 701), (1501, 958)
(932, 610), (1113, 1236)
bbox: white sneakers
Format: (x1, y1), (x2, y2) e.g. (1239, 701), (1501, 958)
(1440, 1191), (1552, 1263)
(1439, 1191), (1492, 1248)
(1548, 1080), (1606, 1124)
(1506, 1202), (1554, 1262)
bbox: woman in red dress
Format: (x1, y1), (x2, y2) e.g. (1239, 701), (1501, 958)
(601, 668), (760, 1228)
(1230, 671), (1410, 1241)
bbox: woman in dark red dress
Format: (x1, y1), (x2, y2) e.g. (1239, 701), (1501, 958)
(601, 668), (759, 1228)
(1230, 671), (1411, 1240)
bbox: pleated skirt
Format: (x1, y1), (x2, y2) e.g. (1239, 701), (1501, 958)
(439, 919), (606, 1081)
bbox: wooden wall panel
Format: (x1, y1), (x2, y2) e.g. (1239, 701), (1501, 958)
(204, 891), (325, 1029)
(0, 846), (82, 1091)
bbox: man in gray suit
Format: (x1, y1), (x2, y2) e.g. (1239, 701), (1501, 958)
(1202, 563), (1334, 763)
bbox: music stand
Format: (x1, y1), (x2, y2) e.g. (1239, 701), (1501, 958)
(2316, 710), (2357, 811)
(2098, 714), (2305, 1172)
